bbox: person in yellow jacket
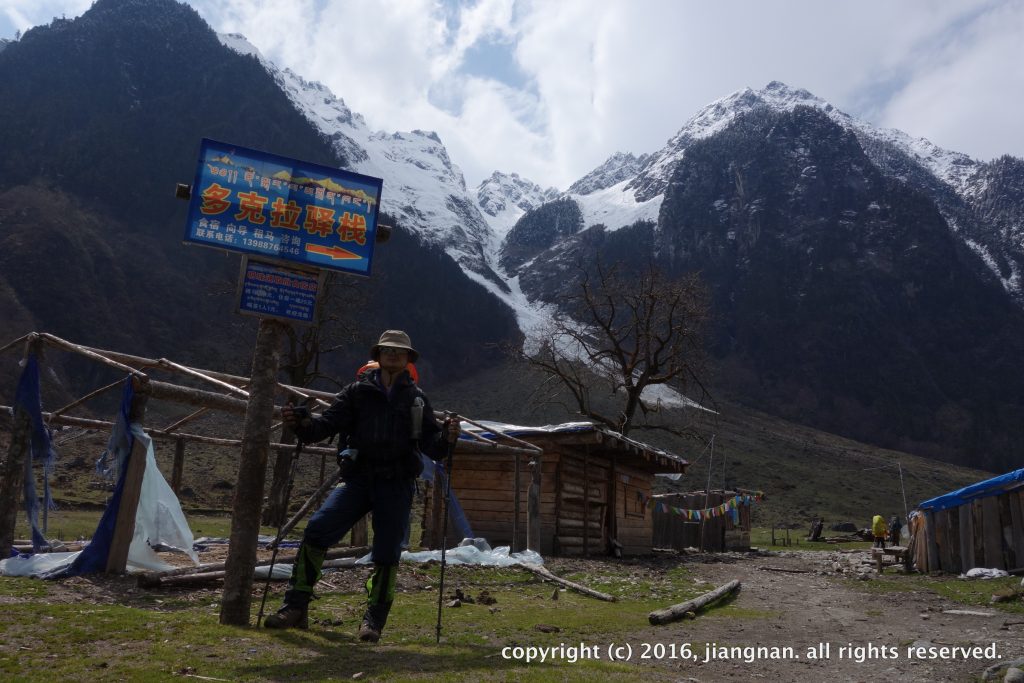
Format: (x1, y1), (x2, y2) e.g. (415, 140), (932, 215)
(871, 514), (887, 549)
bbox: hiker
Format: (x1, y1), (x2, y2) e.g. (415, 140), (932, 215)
(809, 517), (824, 542)
(871, 514), (887, 549)
(888, 514), (903, 546)
(265, 330), (460, 642)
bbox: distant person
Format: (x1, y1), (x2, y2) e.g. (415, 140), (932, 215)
(809, 517), (824, 542)
(888, 514), (903, 546)
(265, 330), (459, 643)
(871, 514), (887, 549)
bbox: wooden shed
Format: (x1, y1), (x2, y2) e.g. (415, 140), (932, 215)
(910, 468), (1024, 573)
(651, 489), (757, 552)
(420, 422), (689, 557)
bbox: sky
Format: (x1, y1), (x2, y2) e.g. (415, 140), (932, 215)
(2, 0), (1023, 191)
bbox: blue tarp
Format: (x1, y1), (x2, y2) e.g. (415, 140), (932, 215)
(57, 378), (136, 577)
(917, 468), (1024, 512)
(13, 353), (58, 550)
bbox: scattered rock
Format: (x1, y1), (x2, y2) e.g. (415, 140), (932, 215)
(477, 590), (496, 605)
(550, 588), (559, 601)
(534, 624), (560, 633)
(1004, 667), (1024, 683)
(446, 599), (461, 608)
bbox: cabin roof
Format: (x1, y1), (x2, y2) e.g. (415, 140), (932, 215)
(460, 420), (689, 474)
(917, 467), (1024, 512)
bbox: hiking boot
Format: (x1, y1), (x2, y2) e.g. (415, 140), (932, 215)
(264, 604), (308, 630)
(357, 620), (381, 643)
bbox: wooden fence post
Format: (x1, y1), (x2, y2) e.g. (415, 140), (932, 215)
(171, 437), (185, 495)
(105, 378), (150, 573)
(351, 516), (368, 548)
(527, 452), (541, 553)
(0, 410), (32, 558)
(220, 319), (284, 626)
(512, 452), (520, 553)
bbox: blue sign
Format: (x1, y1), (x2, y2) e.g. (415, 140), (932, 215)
(184, 138), (382, 276)
(237, 259), (324, 325)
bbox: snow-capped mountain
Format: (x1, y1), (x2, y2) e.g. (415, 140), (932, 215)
(497, 81), (1024, 308)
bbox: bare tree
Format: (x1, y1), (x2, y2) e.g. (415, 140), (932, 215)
(525, 260), (711, 437)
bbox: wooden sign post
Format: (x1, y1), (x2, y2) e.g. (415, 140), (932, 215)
(220, 318), (285, 626)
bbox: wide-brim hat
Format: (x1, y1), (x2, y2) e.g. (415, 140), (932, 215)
(371, 329), (419, 362)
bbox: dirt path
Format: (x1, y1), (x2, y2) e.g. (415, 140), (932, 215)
(635, 549), (1024, 682)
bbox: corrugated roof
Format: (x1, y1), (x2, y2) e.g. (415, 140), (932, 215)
(462, 420), (689, 473)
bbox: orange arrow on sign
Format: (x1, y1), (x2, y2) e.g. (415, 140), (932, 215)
(305, 244), (361, 260)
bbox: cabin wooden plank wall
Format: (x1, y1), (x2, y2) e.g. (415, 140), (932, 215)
(651, 491), (752, 552)
(610, 461), (653, 556)
(914, 489), (1024, 573)
(420, 435), (679, 556)
(553, 451), (610, 557)
(420, 452), (556, 552)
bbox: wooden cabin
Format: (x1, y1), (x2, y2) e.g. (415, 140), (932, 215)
(651, 489), (756, 552)
(420, 422), (689, 556)
(911, 467), (1024, 573)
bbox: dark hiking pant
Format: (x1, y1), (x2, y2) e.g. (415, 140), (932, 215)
(283, 473), (415, 630)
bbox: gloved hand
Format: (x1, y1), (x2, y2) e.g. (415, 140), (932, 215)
(282, 403), (312, 430)
(442, 415), (461, 444)
(337, 448), (358, 478)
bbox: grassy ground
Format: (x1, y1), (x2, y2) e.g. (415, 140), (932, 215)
(2, 551), (1022, 682)
(0, 559), (704, 682)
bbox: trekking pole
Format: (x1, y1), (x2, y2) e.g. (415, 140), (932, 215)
(435, 412), (458, 644)
(266, 468), (343, 551)
(257, 438), (303, 628)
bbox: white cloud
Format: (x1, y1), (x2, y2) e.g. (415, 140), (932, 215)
(4, 0), (1023, 189)
(878, 1), (1024, 162)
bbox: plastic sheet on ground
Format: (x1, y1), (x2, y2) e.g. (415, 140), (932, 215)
(961, 567), (1010, 579)
(254, 563), (294, 580)
(352, 538), (543, 567)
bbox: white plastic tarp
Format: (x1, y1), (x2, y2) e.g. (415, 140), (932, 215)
(0, 425), (198, 578)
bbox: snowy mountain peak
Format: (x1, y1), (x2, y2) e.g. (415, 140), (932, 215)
(627, 80), (979, 202)
(568, 151), (650, 196)
(475, 171), (559, 240)
(217, 31), (495, 274)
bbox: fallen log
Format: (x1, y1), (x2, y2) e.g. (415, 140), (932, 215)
(519, 563), (617, 602)
(138, 546), (367, 587)
(649, 579), (741, 625)
(758, 565), (813, 574)
(145, 557), (360, 588)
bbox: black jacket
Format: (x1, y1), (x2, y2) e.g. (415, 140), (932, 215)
(295, 369), (446, 477)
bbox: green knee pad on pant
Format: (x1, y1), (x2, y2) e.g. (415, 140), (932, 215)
(290, 543), (328, 595)
(364, 564), (398, 628)
(366, 564), (398, 606)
